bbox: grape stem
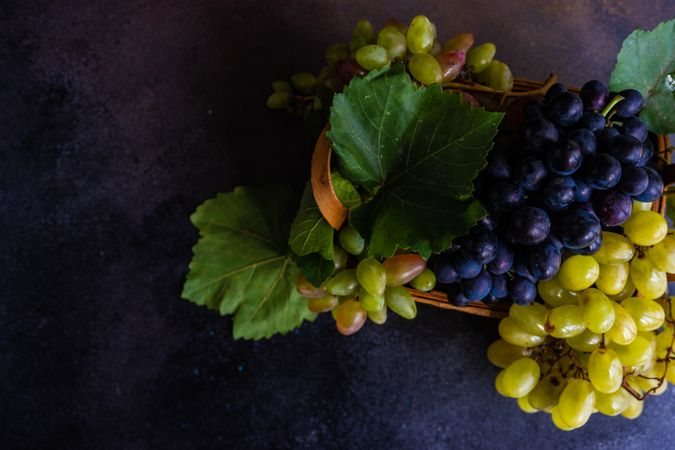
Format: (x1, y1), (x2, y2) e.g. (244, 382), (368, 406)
(600, 95), (625, 118)
(442, 73), (558, 107)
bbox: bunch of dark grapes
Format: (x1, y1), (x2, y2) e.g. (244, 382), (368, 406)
(434, 81), (664, 307)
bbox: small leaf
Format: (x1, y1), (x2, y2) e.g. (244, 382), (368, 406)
(294, 253), (335, 287)
(182, 186), (315, 340)
(332, 171), (362, 208)
(288, 183), (335, 259)
(609, 18), (675, 135)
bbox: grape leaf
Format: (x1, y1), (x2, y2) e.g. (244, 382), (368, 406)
(182, 186), (315, 340)
(288, 183), (335, 259)
(327, 65), (502, 258)
(609, 18), (675, 135)
(331, 170), (362, 208)
(293, 253), (335, 287)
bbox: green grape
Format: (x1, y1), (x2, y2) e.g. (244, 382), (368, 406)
(326, 269), (359, 296)
(578, 288), (615, 334)
(476, 59), (513, 91)
(509, 303), (548, 336)
(384, 286), (417, 319)
(633, 363), (668, 395)
(356, 257), (386, 297)
(339, 224), (365, 255)
(558, 379), (595, 429)
(632, 200), (652, 211)
(406, 15), (435, 54)
(655, 324), (674, 359)
(355, 45), (391, 71)
(629, 255), (667, 300)
(566, 329), (602, 352)
(608, 335), (654, 367)
(574, 349), (591, 369)
(307, 294), (339, 313)
(376, 26), (407, 59)
(498, 317), (546, 347)
(594, 389), (629, 416)
(487, 339), (529, 369)
(501, 357), (541, 398)
(544, 305), (586, 339)
(517, 395), (538, 414)
(271, 80), (292, 93)
(621, 396), (643, 419)
(588, 348), (623, 393)
(367, 303), (387, 324)
(551, 405), (576, 431)
(495, 370), (508, 397)
(290, 72), (318, 95)
(382, 254), (426, 286)
(410, 268), (436, 292)
(334, 299), (367, 335)
(359, 287), (385, 312)
(349, 35), (367, 52)
(443, 32), (474, 52)
(622, 210), (668, 246)
(608, 277), (636, 302)
(596, 262), (629, 296)
(647, 234), (675, 273)
(333, 245), (348, 270)
(352, 19), (374, 43)
(592, 232), (634, 265)
(266, 91), (291, 110)
(606, 302), (637, 345)
(325, 43), (350, 65)
(537, 276), (580, 307)
(667, 361), (675, 385)
(296, 273), (328, 298)
(558, 255), (600, 291)
(528, 373), (567, 411)
(621, 298), (665, 331)
(430, 40), (442, 56)
(408, 53), (443, 85)
(465, 42), (496, 73)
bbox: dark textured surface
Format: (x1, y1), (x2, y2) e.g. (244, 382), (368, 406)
(2, 1), (675, 449)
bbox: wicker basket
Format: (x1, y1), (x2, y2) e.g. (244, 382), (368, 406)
(311, 76), (673, 320)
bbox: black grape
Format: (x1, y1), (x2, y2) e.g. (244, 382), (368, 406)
(486, 151), (511, 179)
(547, 92), (583, 126)
(583, 154), (621, 189)
(486, 241), (514, 275)
(524, 99), (545, 120)
(523, 118), (559, 152)
(576, 111), (606, 134)
(592, 189), (632, 226)
(508, 276), (537, 306)
(507, 207), (551, 245)
(461, 269), (492, 301)
(573, 234), (602, 255)
(435, 254), (459, 284)
(445, 283), (472, 306)
(462, 227), (498, 264)
(615, 89), (645, 118)
(619, 166), (649, 196)
(574, 177), (593, 202)
(516, 156), (549, 191)
(527, 239), (562, 280)
(567, 128), (597, 157)
(557, 208), (601, 249)
(580, 80), (608, 111)
(619, 116), (648, 142)
(490, 273), (509, 298)
(450, 251), (482, 279)
(488, 181), (525, 212)
(546, 139), (583, 175)
(544, 82), (567, 104)
(606, 135), (643, 165)
(635, 167), (664, 202)
(544, 176), (577, 208)
(636, 139), (654, 167)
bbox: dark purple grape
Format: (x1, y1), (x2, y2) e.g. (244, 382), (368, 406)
(598, 127), (620, 151)
(580, 80), (609, 111)
(490, 274), (508, 298)
(557, 209), (601, 249)
(574, 177), (593, 202)
(507, 207), (551, 245)
(508, 276), (537, 305)
(486, 151), (511, 180)
(606, 135), (643, 165)
(461, 269), (492, 301)
(583, 154), (621, 189)
(523, 118), (559, 152)
(450, 251), (482, 279)
(527, 239), (562, 280)
(513, 255), (537, 282)
(336, 58), (367, 83)
(478, 215), (498, 230)
(463, 227), (498, 264)
(435, 254), (459, 284)
(524, 99), (545, 120)
(619, 166), (649, 196)
(567, 128), (597, 157)
(576, 111), (606, 134)
(481, 294), (500, 305)
(488, 181), (525, 212)
(635, 167), (664, 202)
(615, 89), (645, 118)
(446, 283), (473, 306)
(547, 92), (584, 126)
(544, 82), (567, 104)
(619, 116), (648, 142)
(544, 176), (577, 208)
(546, 139), (583, 175)
(592, 189), (632, 226)
(487, 241), (514, 275)
(636, 139), (654, 167)
(516, 157), (549, 191)
(573, 234), (602, 255)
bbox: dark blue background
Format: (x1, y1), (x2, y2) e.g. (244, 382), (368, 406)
(2, 1), (674, 448)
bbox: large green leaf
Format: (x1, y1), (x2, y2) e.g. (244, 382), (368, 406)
(327, 65), (502, 258)
(293, 253), (335, 287)
(182, 186), (315, 340)
(288, 183), (335, 259)
(609, 18), (675, 135)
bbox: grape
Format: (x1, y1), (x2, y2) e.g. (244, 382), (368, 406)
(515, 156), (548, 191)
(465, 42), (496, 73)
(596, 262), (629, 295)
(558, 379), (595, 428)
(359, 288), (385, 312)
(537, 276), (580, 307)
(619, 116), (648, 142)
(527, 239), (562, 280)
(517, 396), (538, 414)
(435, 50), (465, 82)
(462, 227), (499, 264)
(349, 35), (367, 53)
(495, 370), (509, 397)
(308, 294), (339, 313)
(606, 302), (638, 345)
(498, 317), (546, 347)
(567, 128), (597, 157)
(547, 92), (584, 126)
(450, 251), (482, 278)
(333, 246), (348, 272)
(576, 111), (606, 134)
(574, 235), (602, 255)
(545, 305), (586, 338)
(508, 276), (537, 306)
(615, 89), (645, 118)
(488, 181), (525, 212)
(510, 302), (548, 336)
(447, 284), (473, 306)
(355, 45), (391, 70)
(544, 82), (567, 103)
(339, 224), (365, 255)
(410, 268), (436, 291)
(490, 273), (509, 298)
(618, 166), (649, 196)
(579, 288), (615, 333)
(621, 298), (665, 331)
(594, 389), (630, 416)
(334, 299), (367, 335)
(582, 154), (622, 189)
(636, 139), (654, 167)
(356, 257), (386, 296)
(336, 58), (368, 83)
(382, 254), (426, 286)
(526, 373), (566, 411)
(406, 15), (435, 54)
(566, 329), (602, 352)
(376, 26), (407, 59)
(558, 208), (602, 250)
(647, 235), (675, 273)
(478, 215), (498, 230)
(461, 269), (492, 301)
(557, 255), (599, 291)
(632, 200), (652, 212)
(598, 127), (620, 150)
(544, 176), (577, 208)
(485, 150), (511, 180)
(486, 242), (514, 274)
(408, 53), (442, 84)
(384, 286), (417, 319)
(608, 335), (654, 367)
(476, 59), (513, 91)
(296, 274), (328, 298)
(266, 91), (291, 109)
(501, 358), (540, 398)
(352, 19), (374, 43)
(291, 72), (318, 95)
(271, 80), (293, 93)
(324, 43), (350, 65)
(588, 348), (623, 393)
(593, 231), (634, 265)
(630, 256), (667, 300)
(634, 166), (664, 202)
(606, 135), (642, 165)
(443, 32), (474, 52)
(507, 207), (550, 245)
(513, 256), (536, 282)
(574, 177), (593, 202)
(621, 396), (644, 419)
(367, 304), (387, 324)
(551, 406), (575, 431)
(545, 140), (583, 175)
(592, 189), (632, 226)
(434, 254), (459, 283)
(523, 99), (545, 120)
(523, 118), (559, 152)
(580, 80), (608, 111)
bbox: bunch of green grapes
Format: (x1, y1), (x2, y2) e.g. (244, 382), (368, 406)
(296, 224), (437, 335)
(267, 15), (514, 111)
(488, 203), (675, 430)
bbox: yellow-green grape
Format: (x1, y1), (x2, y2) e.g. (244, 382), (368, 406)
(358, 287), (385, 312)
(367, 303), (387, 325)
(410, 268), (436, 292)
(307, 294), (339, 313)
(588, 348), (623, 393)
(295, 273), (328, 298)
(509, 303), (548, 336)
(382, 254), (426, 286)
(384, 286), (417, 319)
(355, 45), (391, 71)
(655, 324), (674, 359)
(596, 262), (629, 295)
(501, 358), (541, 398)
(578, 288), (615, 334)
(594, 389), (629, 416)
(271, 80), (292, 93)
(331, 296), (350, 320)
(356, 257), (386, 297)
(592, 231), (634, 265)
(551, 406), (576, 431)
(517, 395), (538, 414)
(495, 370), (508, 396)
(376, 26), (407, 59)
(498, 317), (547, 347)
(621, 298), (665, 331)
(487, 339), (529, 369)
(608, 335), (654, 367)
(629, 255), (667, 300)
(352, 19), (374, 43)
(623, 210), (668, 246)
(647, 234), (675, 273)
(465, 42), (496, 73)
(476, 59), (513, 91)
(558, 379), (595, 429)
(608, 277), (636, 302)
(324, 43), (350, 65)
(574, 349), (591, 369)
(349, 35), (367, 52)
(528, 373), (567, 411)
(334, 299), (367, 335)
(621, 396), (643, 419)
(558, 255), (599, 291)
(544, 305), (586, 338)
(566, 329), (602, 352)
(443, 32), (474, 52)
(667, 361), (675, 385)
(408, 53), (442, 85)
(333, 245), (348, 270)
(606, 302), (637, 345)
(632, 200), (652, 211)
(326, 269), (359, 296)
(537, 276), (580, 307)
(266, 91), (291, 110)
(339, 224), (365, 255)
(430, 40), (442, 56)
(290, 72), (318, 95)
(406, 15), (435, 54)
(633, 362), (669, 395)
